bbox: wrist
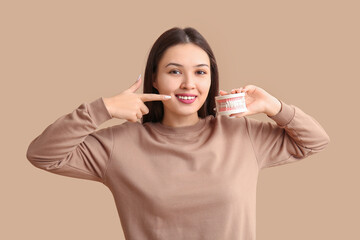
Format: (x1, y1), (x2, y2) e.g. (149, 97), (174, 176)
(265, 97), (282, 117)
(102, 97), (114, 118)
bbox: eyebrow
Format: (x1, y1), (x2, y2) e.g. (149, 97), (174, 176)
(165, 62), (210, 68)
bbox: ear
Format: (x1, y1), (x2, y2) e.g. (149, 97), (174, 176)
(153, 80), (158, 90)
(152, 75), (158, 90)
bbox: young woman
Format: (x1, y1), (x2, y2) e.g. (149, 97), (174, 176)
(27, 27), (330, 240)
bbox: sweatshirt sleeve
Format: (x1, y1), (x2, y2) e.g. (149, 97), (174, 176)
(26, 97), (114, 183)
(245, 100), (330, 170)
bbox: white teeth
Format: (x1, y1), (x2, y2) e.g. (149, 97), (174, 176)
(220, 100), (246, 109)
(177, 96), (195, 100)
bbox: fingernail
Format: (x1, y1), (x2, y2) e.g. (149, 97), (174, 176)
(137, 74), (141, 81)
(164, 95), (171, 99)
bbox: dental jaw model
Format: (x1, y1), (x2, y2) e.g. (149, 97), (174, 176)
(215, 93), (248, 116)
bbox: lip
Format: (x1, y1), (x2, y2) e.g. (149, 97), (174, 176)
(175, 94), (197, 104)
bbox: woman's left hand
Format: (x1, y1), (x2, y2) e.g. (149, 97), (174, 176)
(219, 85), (282, 118)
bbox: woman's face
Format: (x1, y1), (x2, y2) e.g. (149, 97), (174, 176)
(153, 43), (211, 123)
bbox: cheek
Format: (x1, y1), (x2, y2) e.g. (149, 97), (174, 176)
(199, 79), (211, 93)
(156, 79), (175, 94)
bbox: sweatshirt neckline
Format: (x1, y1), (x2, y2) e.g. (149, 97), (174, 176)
(150, 116), (211, 135)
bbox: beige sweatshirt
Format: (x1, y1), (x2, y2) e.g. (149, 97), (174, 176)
(26, 97), (330, 240)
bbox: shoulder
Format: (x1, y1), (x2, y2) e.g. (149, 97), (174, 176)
(109, 121), (145, 135)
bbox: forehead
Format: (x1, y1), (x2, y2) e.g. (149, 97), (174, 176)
(159, 43), (210, 66)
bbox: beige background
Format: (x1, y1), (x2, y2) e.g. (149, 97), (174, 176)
(1, 0), (358, 239)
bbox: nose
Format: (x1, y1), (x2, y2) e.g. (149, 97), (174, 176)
(180, 73), (196, 89)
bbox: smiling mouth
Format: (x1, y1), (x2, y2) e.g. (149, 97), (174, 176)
(175, 95), (197, 103)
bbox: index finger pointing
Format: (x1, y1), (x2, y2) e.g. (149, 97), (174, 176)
(140, 93), (172, 102)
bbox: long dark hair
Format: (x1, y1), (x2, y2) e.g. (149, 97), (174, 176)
(141, 27), (219, 124)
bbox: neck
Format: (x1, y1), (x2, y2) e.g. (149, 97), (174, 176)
(161, 114), (200, 128)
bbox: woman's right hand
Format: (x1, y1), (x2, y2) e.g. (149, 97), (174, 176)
(103, 75), (171, 122)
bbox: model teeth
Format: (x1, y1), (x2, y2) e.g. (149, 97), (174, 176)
(177, 96), (195, 100)
(219, 100), (246, 109)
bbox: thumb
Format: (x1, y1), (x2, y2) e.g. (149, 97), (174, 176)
(125, 74), (142, 93)
(219, 90), (229, 96)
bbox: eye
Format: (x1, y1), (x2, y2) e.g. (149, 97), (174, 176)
(169, 70), (181, 74)
(197, 70), (207, 75)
